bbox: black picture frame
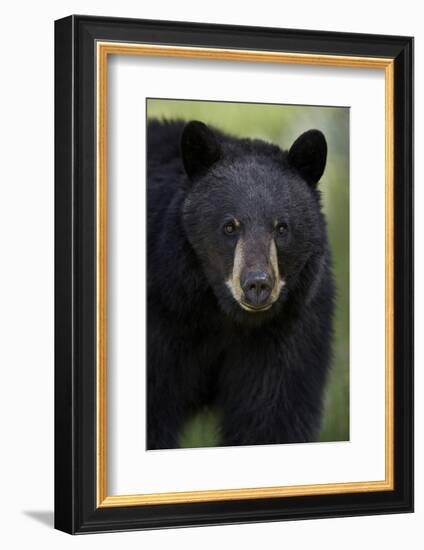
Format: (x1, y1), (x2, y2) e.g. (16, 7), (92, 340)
(55, 14), (414, 534)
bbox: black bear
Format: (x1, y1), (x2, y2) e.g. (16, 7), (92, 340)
(147, 119), (334, 450)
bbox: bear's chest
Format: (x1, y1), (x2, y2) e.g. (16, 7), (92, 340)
(180, 320), (236, 402)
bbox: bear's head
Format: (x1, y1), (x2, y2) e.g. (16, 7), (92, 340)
(181, 120), (329, 325)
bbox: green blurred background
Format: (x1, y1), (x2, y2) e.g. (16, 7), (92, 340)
(147, 99), (350, 446)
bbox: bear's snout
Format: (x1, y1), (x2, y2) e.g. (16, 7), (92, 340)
(241, 271), (274, 309)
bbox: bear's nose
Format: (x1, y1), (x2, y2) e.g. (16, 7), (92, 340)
(241, 271), (273, 308)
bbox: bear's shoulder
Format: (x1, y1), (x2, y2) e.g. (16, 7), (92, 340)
(147, 119), (185, 165)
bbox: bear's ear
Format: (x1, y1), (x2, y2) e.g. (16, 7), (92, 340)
(181, 121), (221, 179)
(287, 129), (327, 187)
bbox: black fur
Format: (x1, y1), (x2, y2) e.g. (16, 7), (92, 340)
(147, 119), (334, 449)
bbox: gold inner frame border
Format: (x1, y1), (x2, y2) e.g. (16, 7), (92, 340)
(96, 42), (394, 508)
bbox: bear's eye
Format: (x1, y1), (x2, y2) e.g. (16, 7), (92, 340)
(223, 221), (237, 236)
(276, 222), (288, 235)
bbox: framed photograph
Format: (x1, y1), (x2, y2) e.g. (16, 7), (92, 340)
(54, 15), (413, 534)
